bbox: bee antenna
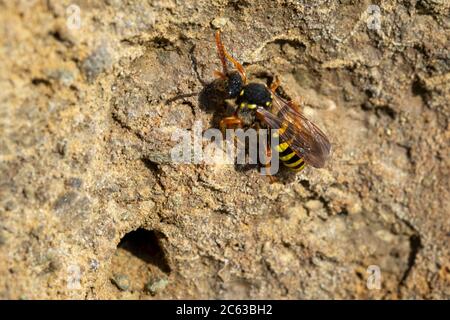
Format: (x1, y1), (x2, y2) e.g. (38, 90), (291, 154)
(215, 30), (247, 83)
(215, 30), (229, 75)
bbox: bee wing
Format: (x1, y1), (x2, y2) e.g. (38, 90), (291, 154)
(256, 94), (331, 168)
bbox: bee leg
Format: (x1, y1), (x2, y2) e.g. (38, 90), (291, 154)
(219, 116), (244, 154)
(270, 76), (303, 114)
(263, 145), (278, 183)
(287, 100), (304, 128)
(219, 116), (242, 136)
(254, 123), (277, 182)
(270, 75), (281, 93)
(269, 75), (303, 115)
(213, 70), (227, 79)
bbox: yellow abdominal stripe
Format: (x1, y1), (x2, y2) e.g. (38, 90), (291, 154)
(293, 162), (306, 171)
(279, 152), (296, 161)
(275, 142), (289, 152)
(284, 158), (303, 168)
(274, 140), (307, 171)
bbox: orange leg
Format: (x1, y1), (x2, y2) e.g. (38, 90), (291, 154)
(270, 76), (302, 124)
(213, 70), (227, 79)
(223, 50), (247, 83)
(270, 76), (281, 93)
(263, 142), (277, 182)
(270, 76), (301, 113)
(219, 115), (245, 155)
(254, 123), (277, 181)
(285, 100), (302, 129)
(219, 115), (243, 135)
(215, 31), (247, 83)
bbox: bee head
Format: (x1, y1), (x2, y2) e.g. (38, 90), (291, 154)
(225, 71), (243, 99)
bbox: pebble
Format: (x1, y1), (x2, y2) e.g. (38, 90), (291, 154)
(305, 200), (323, 211)
(111, 274), (130, 291)
(4, 200), (16, 211)
(211, 17), (229, 29)
(48, 69), (75, 87)
(89, 259), (100, 271)
(56, 140), (67, 156)
(146, 277), (169, 295)
(346, 201), (362, 215)
(81, 45), (112, 83)
(65, 177), (83, 189)
(53, 191), (78, 213)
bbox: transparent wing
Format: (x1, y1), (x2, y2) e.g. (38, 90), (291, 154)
(256, 94), (331, 168)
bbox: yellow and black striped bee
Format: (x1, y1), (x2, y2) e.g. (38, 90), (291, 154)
(213, 31), (331, 172)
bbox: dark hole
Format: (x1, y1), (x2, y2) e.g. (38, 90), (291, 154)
(117, 228), (171, 274)
(31, 77), (51, 86)
(411, 79), (427, 97)
(415, 2), (432, 15)
(141, 158), (159, 174)
(375, 105), (396, 120)
(299, 180), (310, 189)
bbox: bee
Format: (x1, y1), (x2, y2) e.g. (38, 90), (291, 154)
(211, 31), (331, 173)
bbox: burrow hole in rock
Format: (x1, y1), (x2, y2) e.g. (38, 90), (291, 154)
(111, 228), (171, 295)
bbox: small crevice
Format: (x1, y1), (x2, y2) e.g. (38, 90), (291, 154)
(399, 234), (422, 285)
(376, 106), (396, 120)
(299, 179), (310, 189)
(49, 30), (73, 46)
(411, 79), (427, 97)
(189, 44), (207, 86)
(270, 38), (307, 51)
(31, 77), (52, 87)
(140, 158), (165, 192)
(110, 110), (134, 134)
(141, 157), (160, 175)
(411, 78), (428, 104)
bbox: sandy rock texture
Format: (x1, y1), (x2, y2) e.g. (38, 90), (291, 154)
(0, 0), (449, 299)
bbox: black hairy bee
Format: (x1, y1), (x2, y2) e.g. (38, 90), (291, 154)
(212, 31), (331, 172)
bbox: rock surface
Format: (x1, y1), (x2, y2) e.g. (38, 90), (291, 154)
(0, 0), (448, 299)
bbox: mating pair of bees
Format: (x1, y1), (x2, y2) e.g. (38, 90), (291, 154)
(210, 31), (331, 172)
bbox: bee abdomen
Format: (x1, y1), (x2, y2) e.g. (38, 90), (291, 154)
(275, 141), (306, 172)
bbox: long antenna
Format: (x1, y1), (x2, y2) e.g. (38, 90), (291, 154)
(215, 30), (229, 75)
